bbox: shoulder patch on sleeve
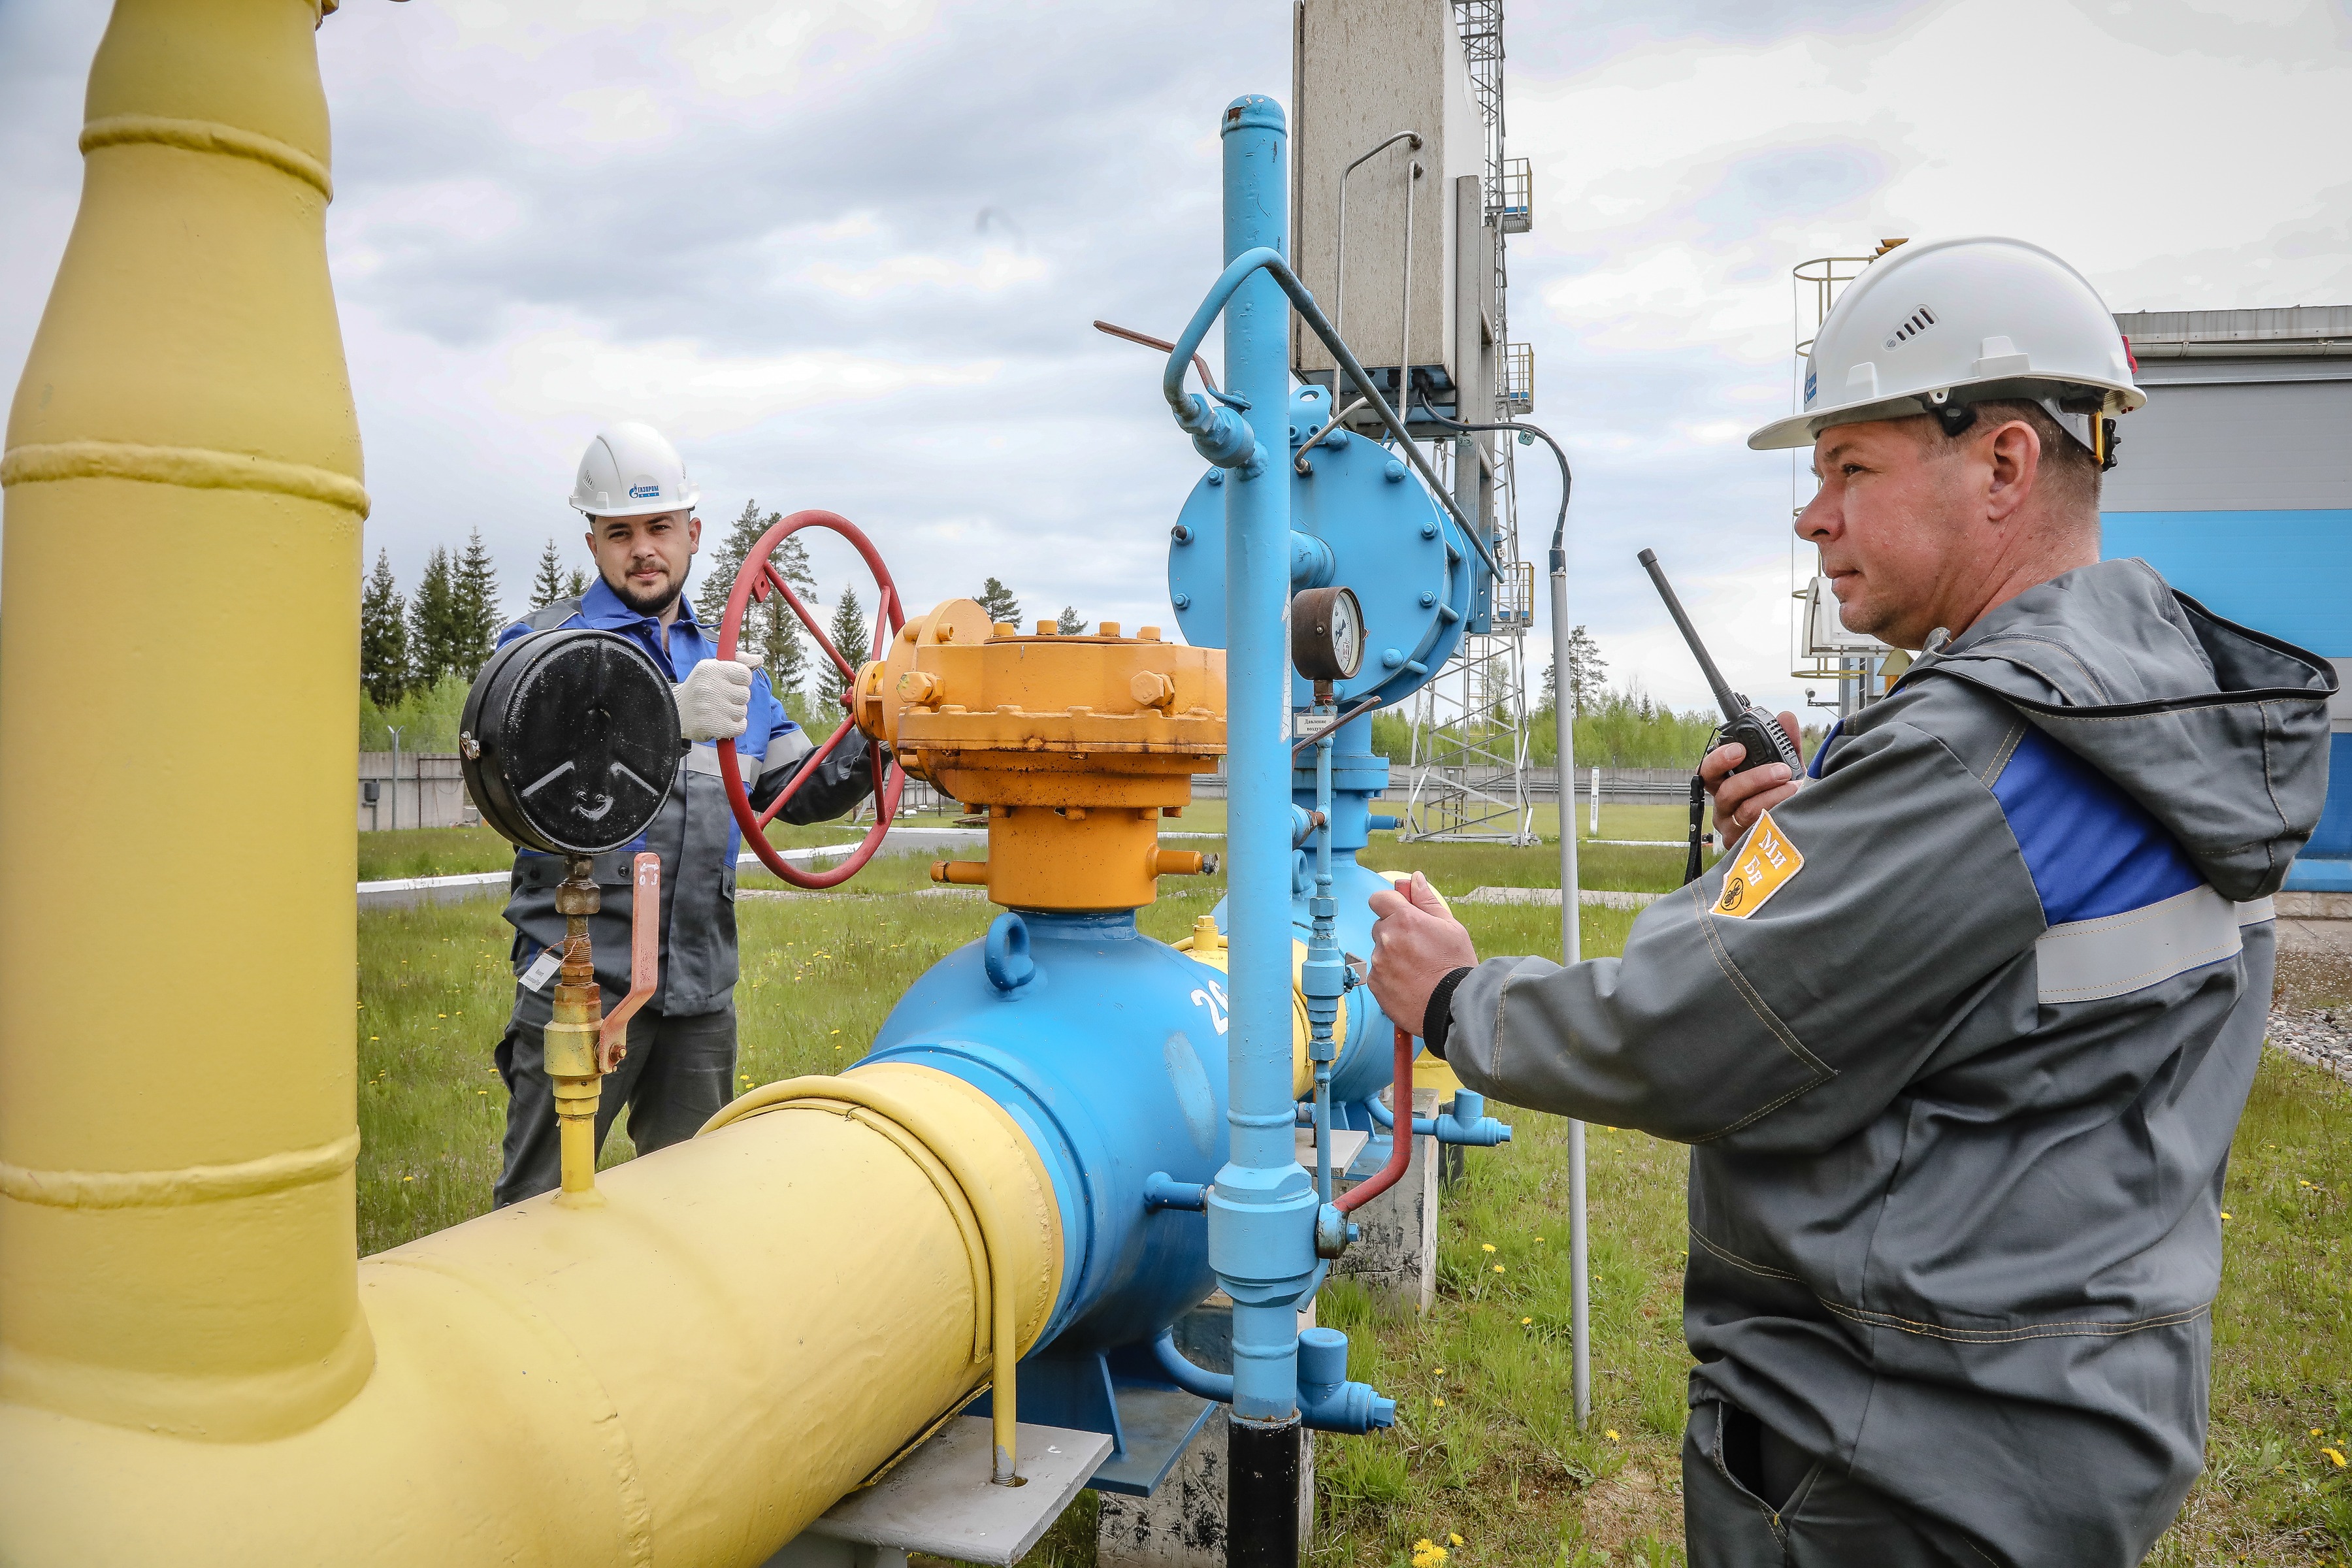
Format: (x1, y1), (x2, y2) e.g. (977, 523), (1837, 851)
(1713, 810), (1804, 919)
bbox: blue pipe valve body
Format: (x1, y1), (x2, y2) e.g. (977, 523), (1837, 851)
(1151, 1327), (1396, 1435)
(1368, 1089), (1515, 1148)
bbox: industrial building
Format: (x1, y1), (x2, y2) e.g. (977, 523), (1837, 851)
(2103, 306), (2352, 890)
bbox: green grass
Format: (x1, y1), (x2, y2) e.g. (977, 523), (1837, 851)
(353, 840), (2349, 1566)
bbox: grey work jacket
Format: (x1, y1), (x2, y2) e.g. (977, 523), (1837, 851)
(1438, 559), (2334, 1566)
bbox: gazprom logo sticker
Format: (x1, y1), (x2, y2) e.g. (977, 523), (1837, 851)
(628, 483), (661, 500)
(1803, 368), (1818, 407)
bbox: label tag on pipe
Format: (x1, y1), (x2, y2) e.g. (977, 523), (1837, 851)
(519, 947), (562, 992)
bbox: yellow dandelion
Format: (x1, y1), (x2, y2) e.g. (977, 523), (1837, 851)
(1448, 1533), (1464, 1547)
(2326, 1448), (2348, 1469)
(1433, 1367), (1445, 1376)
(2220, 1211), (2233, 1220)
(438, 1013), (447, 1019)
(1431, 1396), (1445, 1407)
(1410, 1541), (1448, 1568)
(1480, 1243), (1496, 1254)
(402, 1175), (414, 1183)
(1535, 1236), (1544, 1243)
(477, 1090), (488, 1096)
(1604, 1429), (1620, 1442)
(1493, 1264), (1505, 1273)
(2313, 1429), (2325, 1437)
(1521, 1316), (1533, 1326)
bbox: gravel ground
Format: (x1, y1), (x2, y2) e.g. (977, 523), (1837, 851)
(2266, 1005), (2352, 1083)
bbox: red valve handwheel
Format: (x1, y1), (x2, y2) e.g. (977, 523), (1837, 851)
(716, 509), (907, 889)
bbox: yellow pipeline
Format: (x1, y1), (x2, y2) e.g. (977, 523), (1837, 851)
(1174, 917), (1332, 1100)
(1, 0), (372, 1443)
(0, 1061), (1064, 1564)
(0, 3), (1067, 1561)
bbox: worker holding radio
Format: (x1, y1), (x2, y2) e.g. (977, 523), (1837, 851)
(489, 421), (877, 1207)
(1367, 238), (2336, 1567)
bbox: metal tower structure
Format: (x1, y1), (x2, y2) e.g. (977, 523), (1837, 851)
(1788, 246), (1899, 719)
(1399, 0), (1538, 845)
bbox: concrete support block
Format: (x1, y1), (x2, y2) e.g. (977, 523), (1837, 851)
(1330, 1088), (1439, 1312)
(1096, 1299), (1316, 1567)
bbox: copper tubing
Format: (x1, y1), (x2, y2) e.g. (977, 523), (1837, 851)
(1334, 1026), (1413, 1213)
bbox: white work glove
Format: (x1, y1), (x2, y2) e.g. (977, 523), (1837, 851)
(674, 653), (758, 742)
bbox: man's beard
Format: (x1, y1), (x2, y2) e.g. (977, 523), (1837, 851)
(608, 563), (687, 618)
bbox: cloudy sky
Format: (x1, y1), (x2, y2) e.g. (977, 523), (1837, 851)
(5, 0), (2349, 716)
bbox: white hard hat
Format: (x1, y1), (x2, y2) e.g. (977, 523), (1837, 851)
(569, 421), (700, 517)
(1748, 237), (2144, 460)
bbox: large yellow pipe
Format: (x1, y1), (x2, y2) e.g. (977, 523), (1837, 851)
(0, 3), (1068, 1562)
(0, 1062), (1065, 1565)
(0, 0), (371, 1442)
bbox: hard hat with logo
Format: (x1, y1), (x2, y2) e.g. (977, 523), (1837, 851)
(1748, 237), (2144, 467)
(569, 421), (700, 517)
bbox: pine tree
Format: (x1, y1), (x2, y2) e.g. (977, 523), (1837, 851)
(818, 587), (869, 711)
(1563, 625), (1607, 715)
(360, 549), (410, 708)
(529, 538), (571, 611)
(451, 529), (503, 678)
(1056, 606), (1086, 635)
(407, 547), (461, 687)
(694, 500), (814, 701)
(1541, 626), (1608, 717)
(563, 566), (591, 600)
(975, 576), (1021, 628)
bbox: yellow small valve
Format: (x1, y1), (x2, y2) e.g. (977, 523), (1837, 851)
(546, 853), (661, 1209)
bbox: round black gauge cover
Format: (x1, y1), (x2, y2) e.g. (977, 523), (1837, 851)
(459, 629), (682, 855)
(1290, 585), (1365, 682)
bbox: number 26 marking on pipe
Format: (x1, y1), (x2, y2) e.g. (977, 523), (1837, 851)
(1191, 980), (1229, 1035)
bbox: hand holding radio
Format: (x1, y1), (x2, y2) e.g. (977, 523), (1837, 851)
(1636, 549), (1806, 841)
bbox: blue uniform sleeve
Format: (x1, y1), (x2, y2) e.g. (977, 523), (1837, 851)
(495, 617), (534, 651)
(747, 669), (788, 758)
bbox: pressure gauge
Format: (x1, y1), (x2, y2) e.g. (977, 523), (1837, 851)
(460, 629), (682, 855)
(1290, 585), (1365, 682)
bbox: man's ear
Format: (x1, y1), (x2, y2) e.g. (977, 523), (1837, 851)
(1985, 419), (2040, 524)
(685, 513), (702, 555)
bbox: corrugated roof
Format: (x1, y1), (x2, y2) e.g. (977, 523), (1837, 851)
(2117, 305), (2352, 359)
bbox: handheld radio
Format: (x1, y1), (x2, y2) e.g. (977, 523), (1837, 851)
(1636, 548), (1803, 779)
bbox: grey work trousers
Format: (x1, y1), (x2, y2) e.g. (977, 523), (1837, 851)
(492, 980), (738, 1208)
(1684, 1400), (1998, 1568)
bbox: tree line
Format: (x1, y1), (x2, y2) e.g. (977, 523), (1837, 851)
(361, 530), (510, 707)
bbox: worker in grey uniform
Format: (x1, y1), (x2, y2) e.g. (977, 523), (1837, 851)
(491, 421), (876, 1207)
(1366, 237), (2336, 1567)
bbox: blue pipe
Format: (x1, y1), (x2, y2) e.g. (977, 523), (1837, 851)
(1151, 1328), (1396, 1435)
(1364, 1089), (1515, 1148)
(1199, 93), (1318, 1428)
(1160, 254), (1499, 578)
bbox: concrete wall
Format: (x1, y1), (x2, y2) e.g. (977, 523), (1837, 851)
(357, 752), (475, 832)
(1290, 0), (1485, 386)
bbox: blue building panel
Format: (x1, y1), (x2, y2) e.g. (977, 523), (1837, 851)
(2102, 508), (2351, 890)
(2102, 509), (2352, 657)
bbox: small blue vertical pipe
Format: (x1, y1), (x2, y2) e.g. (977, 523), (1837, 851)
(1205, 93), (1316, 1429)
